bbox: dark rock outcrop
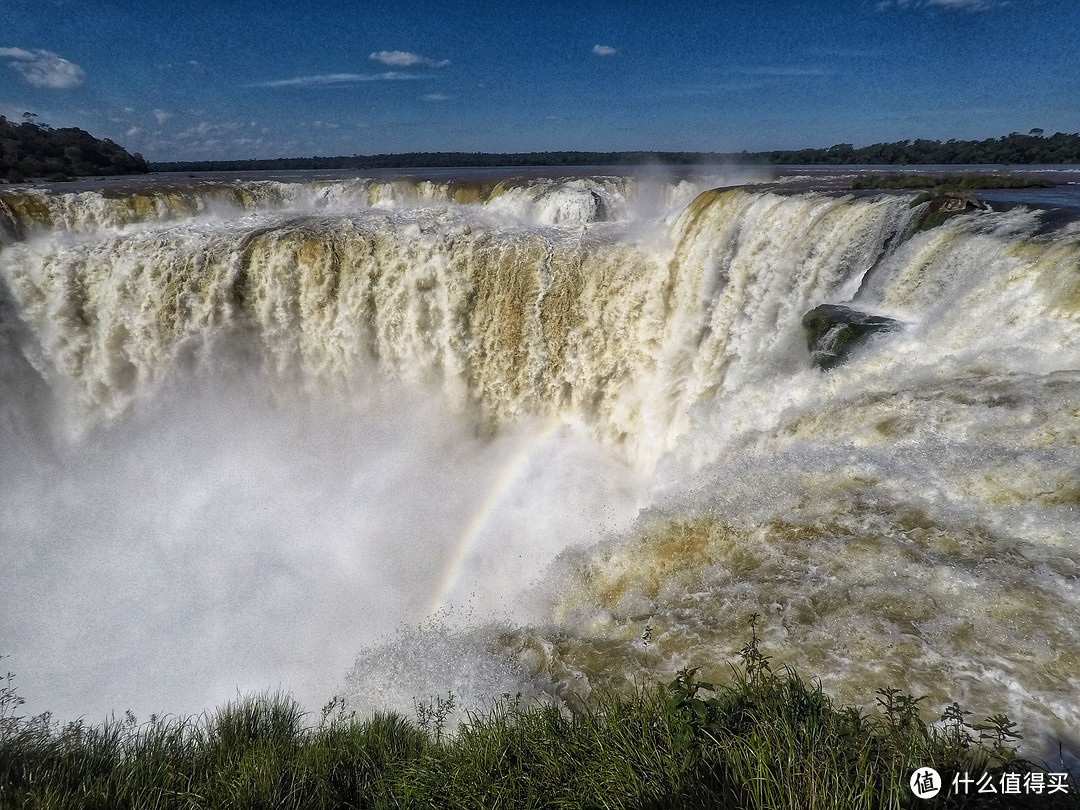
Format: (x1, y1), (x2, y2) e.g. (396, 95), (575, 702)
(913, 192), (988, 231)
(802, 304), (901, 370)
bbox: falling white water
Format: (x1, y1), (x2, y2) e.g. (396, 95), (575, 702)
(1, 171), (1077, 760)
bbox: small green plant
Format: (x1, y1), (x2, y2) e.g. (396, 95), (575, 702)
(940, 700), (975, 754)
(415, 690), (456, 742)
(0, 657), (26, 739)
(737, 612), (772, 684)
(875, 686), (927, 736)
(318, 694), (354, 729)
(975, 712), (1024, 767)
(640, 622), (654, 665)
(665, 666), (723, 750)
(499, 691), (523, 709)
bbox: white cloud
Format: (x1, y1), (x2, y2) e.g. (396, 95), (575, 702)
(421, 93), (450, 102)
(153, 109), (173, 125)
(0, 47), (85, 89)
(370, 51), (450, 68)
(592, 45), (617, 56)
(256, 72), (427, 88)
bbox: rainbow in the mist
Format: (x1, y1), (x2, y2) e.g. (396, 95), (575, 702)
(424, 419), (565, 618)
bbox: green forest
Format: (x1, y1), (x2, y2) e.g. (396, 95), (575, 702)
(3, 119), (1079, 180)
(0, 116), (149, 181)
(765, 129), (1080, 165)
(151, 130), (1080, 173)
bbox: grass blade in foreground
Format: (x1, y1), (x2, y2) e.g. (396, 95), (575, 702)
(1, 621), (1076, 808)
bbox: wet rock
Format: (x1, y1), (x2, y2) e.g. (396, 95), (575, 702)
(802, 304), (901, 370)
(913, 192), (988, 231)
(589, 189), (608, 221)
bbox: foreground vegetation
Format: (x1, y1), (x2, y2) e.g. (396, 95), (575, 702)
(2, 619), (1076, 809)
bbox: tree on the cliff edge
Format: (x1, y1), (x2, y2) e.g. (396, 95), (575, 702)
(0, 115), (148, 181)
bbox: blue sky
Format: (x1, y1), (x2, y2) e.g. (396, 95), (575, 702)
(2, 0), (1077, 161)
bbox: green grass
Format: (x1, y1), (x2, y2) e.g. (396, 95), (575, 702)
(850, 173), (1055, 192)
(2, 620), (1077, 809)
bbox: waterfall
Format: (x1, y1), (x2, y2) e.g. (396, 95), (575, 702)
(1, 173), (1077, 758)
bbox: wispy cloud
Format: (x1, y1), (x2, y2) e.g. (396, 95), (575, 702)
(176, 120), (241, 140)
(736, 66), (836, 77)
(663, 82), (765, 97)
(421, 93), (450, 102)
(927, 0), (1001, 8)
(153, 109), (173, 125)
(0, 47), (84, 89)
(871, 106), (1010, 122)
(256, 72), (428, 88)
(876, 0), (1004, 10)
(369, 51), (450, 68)
(808, 47), (884, 58)
(659, 65), (835, 99)
(592, 45), (617, 56)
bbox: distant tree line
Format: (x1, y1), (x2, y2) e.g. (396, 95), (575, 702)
(4, 117), (1077, 179)
(152, 131), (1080, 173)
(150, 150), (729, 173)
(763, 130), (1080, 165)
(0, 115), (149, 182)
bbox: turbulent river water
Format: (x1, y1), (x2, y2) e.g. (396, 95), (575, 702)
(1, 167), (1077, 758)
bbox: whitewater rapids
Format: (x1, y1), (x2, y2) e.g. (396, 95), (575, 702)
(0, 170), (1077, 760)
